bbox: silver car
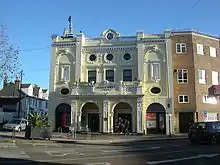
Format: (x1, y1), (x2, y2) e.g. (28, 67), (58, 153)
(3, 118), (27, 132)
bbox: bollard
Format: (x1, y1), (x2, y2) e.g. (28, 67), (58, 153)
(58, 127), (62, 139)
(12, 127), (16, 142)
(86, 126), (91, 140)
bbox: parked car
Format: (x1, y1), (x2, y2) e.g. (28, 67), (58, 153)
(188, 121), (220, 144)
(3, 118), (27, 132)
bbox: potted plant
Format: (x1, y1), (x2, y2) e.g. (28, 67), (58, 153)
(25, 113), (52, 140)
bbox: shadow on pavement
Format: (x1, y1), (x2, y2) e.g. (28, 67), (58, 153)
(56, 135), (187, 146)
(0, 157), (85, 165)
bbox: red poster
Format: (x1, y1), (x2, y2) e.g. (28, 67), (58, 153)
(61, 112), (67, 128)
(146, 113), (156, 120)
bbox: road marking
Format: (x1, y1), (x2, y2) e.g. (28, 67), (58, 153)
(88, 162), (111, 165)
(0, 142), (18, 148)
(45, 150), (84, 157)
(32, 143), (62, 147)
(102, 146), (161, 153)
(46, 151), (71, 157)
(0, 152), (30, 159)
(37, 148), (202, 162)
(146, 153), (220, 164)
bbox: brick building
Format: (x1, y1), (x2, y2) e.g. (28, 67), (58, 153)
(171, 30), (220, 133)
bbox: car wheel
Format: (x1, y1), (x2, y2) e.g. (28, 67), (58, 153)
(190, 138), (197, 144)
(210, 136), (217, 144)
(17, 127), (21, 132)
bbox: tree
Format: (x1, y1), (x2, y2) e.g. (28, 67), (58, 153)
(0, 25), (19, 80)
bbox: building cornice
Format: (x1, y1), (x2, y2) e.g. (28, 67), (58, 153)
(82, 45), (137, 53)
(51, 42), (78, 47)
(172, 31), (219, 41)
(138, 38), (168, 45)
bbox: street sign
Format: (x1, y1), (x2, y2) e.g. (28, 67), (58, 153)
(203, 111), (208, 118)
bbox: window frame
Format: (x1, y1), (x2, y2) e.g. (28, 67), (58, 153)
(105, 69), (115, 82)
(61, 64), (71, 82)
(151, 63), (160, 81)
(196, 44), (204, 55)
(123, 69), (133, 81)
(198, 69), (206, 84)
(210, 47), (217, 57)
(87, 70), (97, 83)
(178, 95), (189, 103)
(176, 43), (187, 54)
(177, 69), (188, 84)
(212, 71), (219, 85)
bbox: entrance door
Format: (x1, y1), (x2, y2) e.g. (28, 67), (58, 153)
(118, 113), (132, 132)
(157, 112), (166, 134)
(88, 113), (99, 132)
(179, 112), (194, 133)
(146, 112), (166, 134)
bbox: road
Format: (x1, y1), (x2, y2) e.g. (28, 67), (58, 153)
(0, 139), (220, 165)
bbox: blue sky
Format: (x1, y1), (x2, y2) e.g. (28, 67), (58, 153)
(0, 0), (219, 88)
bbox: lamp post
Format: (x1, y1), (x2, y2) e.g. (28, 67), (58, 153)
(18, 70), (23, 118)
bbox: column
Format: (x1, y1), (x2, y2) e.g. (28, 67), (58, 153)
(137, 41), (145, 82)
(75, 42), (82, 82)
(137, 98), (143, 133)
(108, 111), (114, 133)
(71, 101), (77, 129)
(97, 64), (104, 83)
(77, 112), (82, 132)
(103, 100), (108, 133)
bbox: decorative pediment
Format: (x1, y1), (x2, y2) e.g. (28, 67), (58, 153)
(101, 29), (120, 40)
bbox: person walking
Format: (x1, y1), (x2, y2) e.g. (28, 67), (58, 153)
(124, 119), (130, 135)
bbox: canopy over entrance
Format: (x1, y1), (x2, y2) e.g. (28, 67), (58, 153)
(208, 85), (220, 96)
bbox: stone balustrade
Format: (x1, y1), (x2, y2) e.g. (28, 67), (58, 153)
(70, 81), (143, 96)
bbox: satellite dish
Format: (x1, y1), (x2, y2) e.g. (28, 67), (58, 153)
(51, 34), (58, 40)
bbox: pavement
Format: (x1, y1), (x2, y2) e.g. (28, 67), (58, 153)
(0, 131), (188, 145)
(0, 138), (220, 165)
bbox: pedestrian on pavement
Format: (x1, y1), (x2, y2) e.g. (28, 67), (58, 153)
(124, 119), (130, 135)
(120, 118), (124, 133)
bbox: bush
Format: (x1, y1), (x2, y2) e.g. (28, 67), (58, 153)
(28, 113), (51, 128)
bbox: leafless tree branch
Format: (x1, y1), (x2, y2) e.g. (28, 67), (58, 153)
(0, 25), (20, 81)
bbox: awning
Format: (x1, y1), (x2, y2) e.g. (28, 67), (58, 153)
(208, 85), (220, 96)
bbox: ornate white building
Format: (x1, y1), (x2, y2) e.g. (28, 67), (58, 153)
(48, 16), (174, 134)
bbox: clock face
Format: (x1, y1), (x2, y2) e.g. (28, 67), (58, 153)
(106, 33), (114, 40)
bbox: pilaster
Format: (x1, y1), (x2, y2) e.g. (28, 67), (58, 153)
(108, 111), (114, 133)
(137, 98), (143, 133)
(137, 43), (145, 81)
(71, 101), (77, 129)
(77, 111), (82, 132)
(75, 43), (82, 81)
(103, 100), (108, 133)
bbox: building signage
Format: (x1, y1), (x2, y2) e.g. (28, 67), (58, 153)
(204, 112), (218, 122)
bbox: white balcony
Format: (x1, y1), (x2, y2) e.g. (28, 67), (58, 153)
(71, 81), (143, 96)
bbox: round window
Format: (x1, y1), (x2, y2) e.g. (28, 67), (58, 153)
(106, 33), (114, 40)
(150, 87), (161, 94)
(123, 53), (131, 61)
(89, 54), (96, 61)
(61, 88), (70, 95)
(106, 54), (114, 61)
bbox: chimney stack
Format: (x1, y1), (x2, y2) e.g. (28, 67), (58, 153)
(15, 75), (21, 90)
(3, 76), (8, 88)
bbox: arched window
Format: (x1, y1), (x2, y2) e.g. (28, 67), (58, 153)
(145, 51), (161, 81)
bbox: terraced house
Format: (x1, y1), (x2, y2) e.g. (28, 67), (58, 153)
(48, 17), (174, 135)
(171, 30), (220, 133)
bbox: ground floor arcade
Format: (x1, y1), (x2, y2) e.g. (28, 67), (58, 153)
(48, 97), (174, 135)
